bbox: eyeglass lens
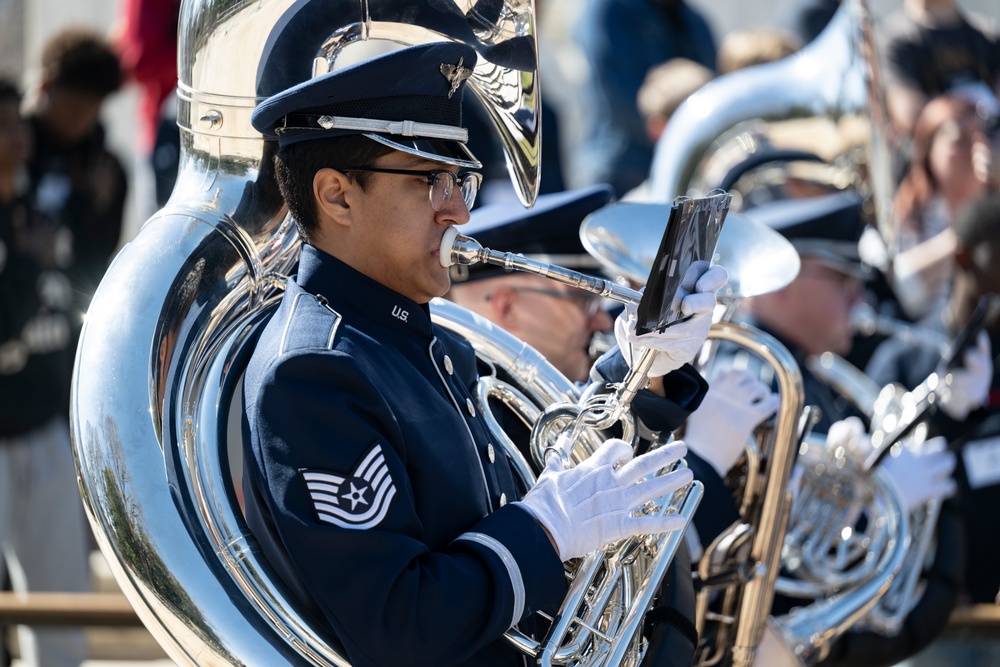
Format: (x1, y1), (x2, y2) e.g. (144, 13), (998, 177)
(515, 288), (604, 318)
(430, 172), (479, 211)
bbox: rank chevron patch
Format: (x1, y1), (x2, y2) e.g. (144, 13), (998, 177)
(302, 443), (396, 529)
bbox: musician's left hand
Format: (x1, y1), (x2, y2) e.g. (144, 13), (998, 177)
(615, 263), (728, 378)
(684, 369), (780, 477)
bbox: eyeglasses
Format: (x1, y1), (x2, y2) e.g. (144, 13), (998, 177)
(337, 166), (482, 211)
(510, 287), (605, 318)
(799, 264), (863, 293)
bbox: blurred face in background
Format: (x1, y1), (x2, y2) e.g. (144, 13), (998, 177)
(751, 255), (865, 357)
(0, 97), (29, 174)
(927, 108), (989, 201)
(36, 85), (104, 145)
(450, 273), (613, 383)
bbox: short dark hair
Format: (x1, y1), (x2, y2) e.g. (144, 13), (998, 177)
(41, 28), (122, 97)
(0, 79), (20, 106)
(273, 135), (394, 243)
(955, 194), (1000, 253)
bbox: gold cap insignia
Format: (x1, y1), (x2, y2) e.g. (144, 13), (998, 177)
(440, 57), (473, 99)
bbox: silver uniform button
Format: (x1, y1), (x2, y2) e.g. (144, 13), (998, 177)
(499, 493), (507, 507)
(487, 443), (495, 463)
(466, 397), (476, 417)
(444, 355), (454, 375)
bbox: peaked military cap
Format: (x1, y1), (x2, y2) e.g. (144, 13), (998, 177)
(251, 42), (481, 168)
(450, 185), (615, 283)
(740, 190), (867, 277)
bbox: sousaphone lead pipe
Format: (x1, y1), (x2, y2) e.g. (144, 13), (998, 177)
(441, 227), (642, 305)
(441, 226), (654, 430)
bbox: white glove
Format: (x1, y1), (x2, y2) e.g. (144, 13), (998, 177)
(614, 262), (729, 377)
(517, 438), (693, 562)
(938, 330), (993, 420)
(685, 369), (781, 476)
(823, 416), (871, 458)
(827, 418), (958, 513)
(882, 436), (957, 513)
(752, 624), (802, 667)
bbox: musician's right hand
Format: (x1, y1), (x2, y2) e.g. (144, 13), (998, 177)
(827, 417), (957, 513)
(939, 330), (992, 420)
(882, 436), (957, 512)
(517, 438), (692, 562)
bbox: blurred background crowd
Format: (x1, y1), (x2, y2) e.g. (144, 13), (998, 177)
(0, 0), (999, 665)
(3, 0), (998, 242)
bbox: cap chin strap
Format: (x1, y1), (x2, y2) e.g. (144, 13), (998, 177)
(315, 114), (468, 141)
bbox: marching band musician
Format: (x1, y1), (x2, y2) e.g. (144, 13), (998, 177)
(682, 190), (968, 666)
(242, 42), (728, 667)
(867, 194), (999, 618)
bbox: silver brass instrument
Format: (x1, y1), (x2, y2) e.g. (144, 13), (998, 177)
(806, 293), (998, 645)
(580, 204), (911, 665)
(430, 300), (700, 667)
(70, 0), (546, 665)
(646, 0), (897, 242)
(439, 202), (718, 665)
(849, 304), (951, 358)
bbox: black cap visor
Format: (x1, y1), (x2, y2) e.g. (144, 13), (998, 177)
(365, 133), (482, 169)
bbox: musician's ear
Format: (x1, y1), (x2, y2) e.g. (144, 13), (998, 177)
(954, 244), (973, 272)
(487, 285), (516, 324)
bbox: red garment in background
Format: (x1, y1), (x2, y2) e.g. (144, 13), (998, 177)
(114, 0), (181, 153)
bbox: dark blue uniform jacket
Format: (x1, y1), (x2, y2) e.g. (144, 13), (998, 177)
(242, 245), (708, 666)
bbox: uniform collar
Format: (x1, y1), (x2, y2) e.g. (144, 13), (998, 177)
(296, 244), (435, 339)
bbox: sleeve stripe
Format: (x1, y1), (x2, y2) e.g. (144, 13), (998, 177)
(454, 531), (525, 628)
(303, 471), (346, 485)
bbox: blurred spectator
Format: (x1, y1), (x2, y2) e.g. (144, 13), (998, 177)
(879, 0), (1000, 140)
(781, 0), (841, 45)
(23, 27), (127, 319)
(637, 58), (714, 144)
(888, 94), (992, 320)
(113, 0), (182, 215)
(572, 0), (717, 196)
(716, 27), (803, 75)
(624, 58), (714, 201)
(0, 78), (90, 667)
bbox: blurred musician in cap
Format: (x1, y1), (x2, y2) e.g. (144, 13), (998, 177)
(868, 194), (999, 615)
(692, 190), (965, 516)
(682, 189), (980, 664)
(243, 42), (727, 666)
(447, 185), (616, 383)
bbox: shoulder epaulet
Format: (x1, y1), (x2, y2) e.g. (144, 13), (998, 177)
(278, 290), (343, 354)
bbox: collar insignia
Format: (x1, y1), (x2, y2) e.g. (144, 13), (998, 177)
(440, 57), (473, 99)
